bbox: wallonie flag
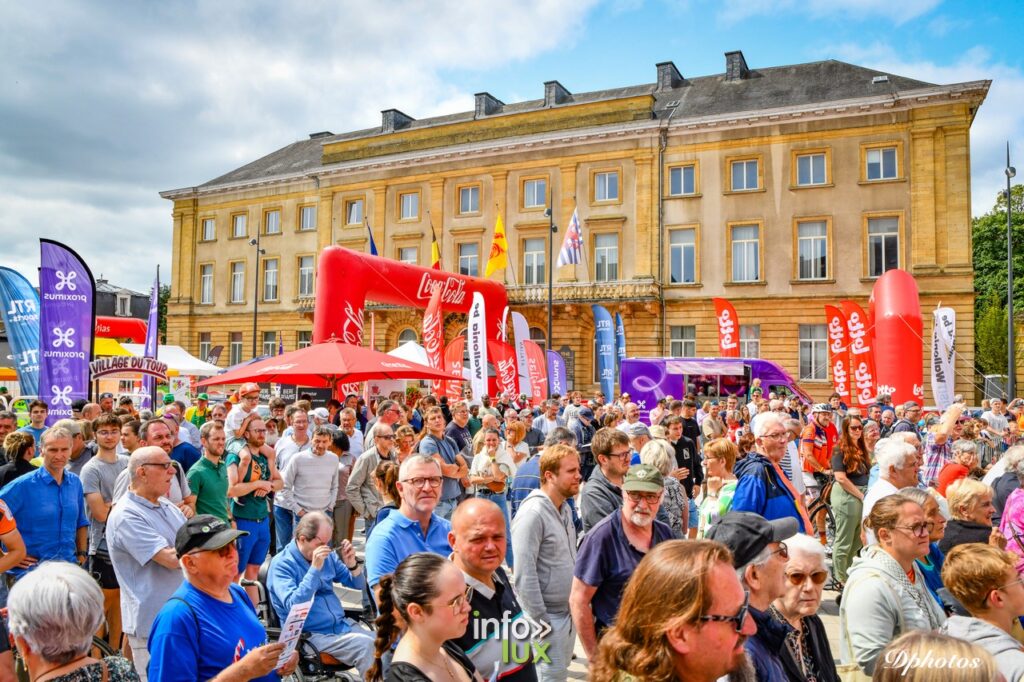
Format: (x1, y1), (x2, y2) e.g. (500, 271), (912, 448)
(557, 208), (582, 267)
(484, 213), (509, 277)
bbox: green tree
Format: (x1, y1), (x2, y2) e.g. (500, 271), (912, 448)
(973, 184), (1023, 375)
(158, 284), (170, 344)
(976, 290), (1008, 375)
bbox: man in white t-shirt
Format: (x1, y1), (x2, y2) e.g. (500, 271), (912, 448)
(862, 438), (920, 544)
(536, 400), (564, 437)
(982, 398), (1010, 441)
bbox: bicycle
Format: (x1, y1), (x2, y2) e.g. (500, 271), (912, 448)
(804, 475), (841, 590)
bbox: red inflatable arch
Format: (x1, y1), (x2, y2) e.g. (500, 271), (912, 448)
(95, 316), (147, 343)
(313, 246), (509, 346)
(871, 268), (924, 405)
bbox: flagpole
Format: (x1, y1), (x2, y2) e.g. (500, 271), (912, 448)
(545, 204), (556, 394)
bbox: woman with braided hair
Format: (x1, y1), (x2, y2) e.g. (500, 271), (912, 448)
(367, 552), (483, 682)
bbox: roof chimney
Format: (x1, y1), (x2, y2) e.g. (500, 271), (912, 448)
(725, 51), (750, 81)
(656, 61), (684, 90)
(308, 131), (333, 139)
(381, 109), (414, 134)
(544, 80), (571, 107)
(474, 92), (504, 118)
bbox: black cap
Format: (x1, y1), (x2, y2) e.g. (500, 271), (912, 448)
(71, 398), (87, 412)
(175, 515), (247, 558)
(706, 512), (798, 568)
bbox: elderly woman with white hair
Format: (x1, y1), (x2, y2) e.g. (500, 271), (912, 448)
(638, 439), (687, 537)
(939, 478), (1003, 555)
(8, 561), (138, 681)
(768, 534), (839, 682)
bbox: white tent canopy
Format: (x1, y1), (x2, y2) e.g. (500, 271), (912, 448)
(121, 344), (223, 377)
(387, 340), (471, 379)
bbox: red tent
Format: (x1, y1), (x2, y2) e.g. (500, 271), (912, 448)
(197, 338), (457, 388)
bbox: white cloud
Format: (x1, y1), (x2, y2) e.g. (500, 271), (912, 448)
(830, 42), (1024, 217)
(718, 0), (940, 26)
(0, 0), (599, 291)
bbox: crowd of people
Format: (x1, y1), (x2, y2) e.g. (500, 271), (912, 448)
(2, 381), (1024, 680)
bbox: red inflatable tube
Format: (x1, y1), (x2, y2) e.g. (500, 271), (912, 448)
(95, 316), (147, 343)
(313, 246), (508, 346)
(871, 269), (924, 405)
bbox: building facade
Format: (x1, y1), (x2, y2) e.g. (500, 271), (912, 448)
(162, 51), (989, 402)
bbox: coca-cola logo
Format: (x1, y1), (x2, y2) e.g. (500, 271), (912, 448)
(497, 357), (517, 393)
(718, 310), (737, 350)
(342, 301), (364, 345)
(416, 274), (467, 306)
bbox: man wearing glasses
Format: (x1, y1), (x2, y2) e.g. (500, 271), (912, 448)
(365, 454), (453, 594)
(579, 428), (633, 533)
(106, 446), (187, 680)
(52, 418), (96, 476)
(707, 511), (798, 682)
(571, 463), (673, 660)
(224, 382), (263, 442)
(364, 399), (403, 443)
(732, 414), (814, 534)
(345, 424), (399, 538)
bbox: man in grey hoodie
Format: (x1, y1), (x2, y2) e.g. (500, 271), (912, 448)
(579, 428), (631, 533)
(511, 443), (581, 682)
(940, 543), (1024, 682)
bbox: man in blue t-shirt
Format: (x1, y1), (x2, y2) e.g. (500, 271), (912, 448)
(417, 407), (467, 520)
(569, 464), (673, 661)
(17, 400), (48, 456)
(148, 514), (298, 681)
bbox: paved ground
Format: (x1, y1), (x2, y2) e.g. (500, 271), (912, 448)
(342, 520), (844, 677)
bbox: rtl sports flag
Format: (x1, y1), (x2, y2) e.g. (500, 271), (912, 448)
(0, 267), (41, 397)
(430, 225), (442, 270)
(712, 298), (740, 357)
(823, 305), (851, 401)
(484, 213), (509, 277)
(840, 300), (877, 409)
(443, 336), (466, 401)
(422, 285), (445, 395)
(557, 208), (582, 267)
(614, 312), (626, 379)
(592, 305), (616, 402)
(523, 340), (548, 406)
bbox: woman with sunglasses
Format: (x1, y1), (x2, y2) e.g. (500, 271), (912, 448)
(768, 533), (839, 682)
(368, 552), (482, 682)
(830, 417), (870, 587)
(840, 494), (947, 676)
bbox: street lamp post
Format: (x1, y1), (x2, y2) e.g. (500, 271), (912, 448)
(249, 234), (265, 359)
(545, 206), (557, 394)
(1008, 143), (1017, 398)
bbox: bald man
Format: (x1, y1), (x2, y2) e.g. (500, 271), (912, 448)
(449, 499), (538, 681)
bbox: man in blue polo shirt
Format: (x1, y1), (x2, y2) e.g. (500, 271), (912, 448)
(569, 464), (673, 661)
(0, 425), (89, 578)
(267, 511), (374, 676)
(365, 454), (452, 592)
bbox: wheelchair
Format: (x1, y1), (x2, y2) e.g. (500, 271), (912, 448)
(242, 559), (375, 681)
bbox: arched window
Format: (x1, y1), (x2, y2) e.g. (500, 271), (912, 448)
(398, 328), (418, 345)
(529, 327), (547, 352)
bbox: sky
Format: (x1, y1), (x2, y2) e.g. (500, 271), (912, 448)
(2, 0), (1022, 293)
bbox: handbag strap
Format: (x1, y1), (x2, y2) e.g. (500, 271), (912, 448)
(100, 660), (108, 682)
(841, 571), (907, 665)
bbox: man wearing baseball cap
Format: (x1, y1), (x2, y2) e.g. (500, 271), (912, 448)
(571, 463), (674, 660)
(148, 514), (299, 680)
(707, 512), (798, 682)
(225, 382), (262, 442)
(184, 393), (211, 429)
(892, 400), (922, 435)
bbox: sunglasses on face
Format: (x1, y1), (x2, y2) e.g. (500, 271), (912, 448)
(699, 590), (750, 632)
(786, 570), (829, 586)
(187, 541), (237, 558)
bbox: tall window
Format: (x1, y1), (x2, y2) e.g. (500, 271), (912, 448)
(594, 171), (619, 202)
(458, 243), (479, 277)
(399, 192), (419, 220)
(398, 247), (418, 265)
(116, 294), (130, 317)
(458, 186), (480, 214)
(796, 153), (827, 186)
(398, 328), (418, 344)
(232, 214), (247, 238)
(230, 262), (245, 303)
(797, 221), (828, 280)
(264, 209), (281, 235)
(262, 331), (277, 357)
(198, 332), (211, 361)
(529, 327), (547, 352)
(669, 229), (696, 284)
(523, 238), (545, 285)
(299, 205), (317, 231)
(201, 218), (215, 241)
(799, 324), (828, 380)
(523, 178), (546, 209)
(229, 332), (243, 366)
(594, 233), (618, 282)
(868, 216), (899, 277)
(200, 264), (214, 304)
(262, 258), (278, 301)
(730, 159), (759, 191)
(298, 256), (314, 296)
(731, 224), (760, 282)
(345, 199), (364, 225)
(669, 165), (696, 196)
(866, 147), (897, 180)
(297, 330), (312, 349)
(740, 325), (760, 358)
(670, 326), (696, 357)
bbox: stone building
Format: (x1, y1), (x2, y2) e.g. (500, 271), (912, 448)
(161, 51), (989, 401)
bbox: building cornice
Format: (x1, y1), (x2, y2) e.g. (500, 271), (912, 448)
(159, 79), (989, 203)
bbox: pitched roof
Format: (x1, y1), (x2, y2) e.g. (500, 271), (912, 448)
(194, 59), (939, 190)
